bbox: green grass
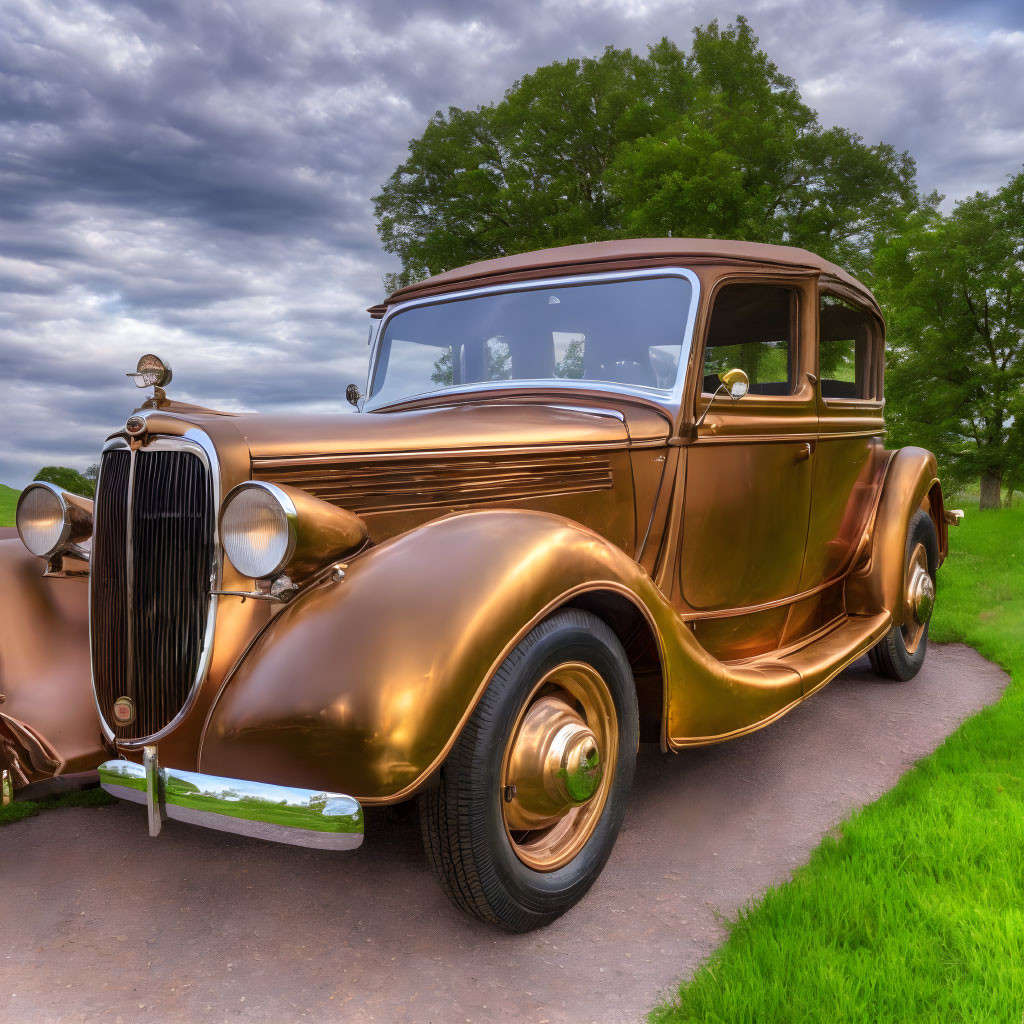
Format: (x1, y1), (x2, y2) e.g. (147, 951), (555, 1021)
(652, 504), (1024, 1023)
(0, 484), (18, 527)
(0, 786), (114, 827)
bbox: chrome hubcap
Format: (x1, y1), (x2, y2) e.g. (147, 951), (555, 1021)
(902, 541), (933, 655)
(908, 564), (935, 626)
(503, 696), (603, 831)
(500, 662), (617, 872)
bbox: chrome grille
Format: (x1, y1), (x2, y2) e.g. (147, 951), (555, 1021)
(91, 444), (216, 741)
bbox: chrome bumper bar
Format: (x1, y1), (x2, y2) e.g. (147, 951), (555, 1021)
(99, 746), (363, 851)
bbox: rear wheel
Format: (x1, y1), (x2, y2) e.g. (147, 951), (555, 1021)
(868, 509), (938, 681)
(418, 609), (638, 932)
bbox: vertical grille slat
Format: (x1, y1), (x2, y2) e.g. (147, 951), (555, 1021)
(91, 446), (215, 740)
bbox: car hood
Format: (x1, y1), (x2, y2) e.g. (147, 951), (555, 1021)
(238, 401), (631, 461)
(120, 395), (676, 463)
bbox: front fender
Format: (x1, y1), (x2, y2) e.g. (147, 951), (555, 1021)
(199, 509), (809, 801)
(199, 511), (653, 802)
(0, 536), (107, 789)
(846, 446), (942, 623)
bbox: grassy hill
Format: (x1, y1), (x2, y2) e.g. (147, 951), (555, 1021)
(0, 484), (19, 527)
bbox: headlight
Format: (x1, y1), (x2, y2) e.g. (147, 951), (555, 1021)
(221, 482), (296, 579)
(16, 482), (93, 559)
(220, 481), (367, 581)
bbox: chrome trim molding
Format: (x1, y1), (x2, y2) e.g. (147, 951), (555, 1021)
(366, 267), (702, 412)
(99, 753), (364, 851)
(88, 437), (128, 745)
(124, 445), (138, 714)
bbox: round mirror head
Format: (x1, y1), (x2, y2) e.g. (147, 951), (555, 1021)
(127, 354), (172, 389)
(719, 367), (750, 399)
(345, 383), (362, 408)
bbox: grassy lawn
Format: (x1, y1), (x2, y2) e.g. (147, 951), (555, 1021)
(0, 786), (114, 827)
(652, 504), (1024, 1022)
(0, 483), (18, 527)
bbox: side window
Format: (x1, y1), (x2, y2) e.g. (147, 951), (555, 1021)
(702, 284), (796, 396)
(819, 293), (882, 401)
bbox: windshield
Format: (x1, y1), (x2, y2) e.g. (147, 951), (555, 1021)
(366, 274), (694, 408)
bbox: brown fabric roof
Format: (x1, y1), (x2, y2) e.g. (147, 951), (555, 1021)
(381, 238), (878, 313)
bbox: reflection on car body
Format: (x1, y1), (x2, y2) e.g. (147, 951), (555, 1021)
(2, 238), (956, 931)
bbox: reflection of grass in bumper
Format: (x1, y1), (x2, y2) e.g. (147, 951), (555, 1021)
(167, 791), (361, 834)
(100, 758), (363, 847)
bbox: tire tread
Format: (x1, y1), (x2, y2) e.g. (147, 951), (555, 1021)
(419, 609), (636, 931)
(868, 509), (937, 682)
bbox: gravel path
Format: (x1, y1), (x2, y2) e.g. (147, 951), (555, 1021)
(0, 643), (1008, 1024)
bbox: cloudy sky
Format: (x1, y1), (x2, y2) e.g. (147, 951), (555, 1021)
(1, 0), (1022, 486)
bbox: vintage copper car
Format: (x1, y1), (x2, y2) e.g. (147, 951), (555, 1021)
(2, 239), (959, 931)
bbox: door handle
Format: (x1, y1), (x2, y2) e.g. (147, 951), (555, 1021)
(795, 442), (812, 462)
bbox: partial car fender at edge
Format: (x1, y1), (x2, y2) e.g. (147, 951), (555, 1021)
(846, 446), (944, 624)
(198, 509), (812, 803)
(0, 537), (108, 787)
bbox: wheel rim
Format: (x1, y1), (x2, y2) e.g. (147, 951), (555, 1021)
(902, 541), (934, 655)
(500, 662), (618, 872)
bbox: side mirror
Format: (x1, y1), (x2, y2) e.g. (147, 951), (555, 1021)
(693, 367), (750, 431)
(345, 384), (362, 410)
(719, 368), (749, 400)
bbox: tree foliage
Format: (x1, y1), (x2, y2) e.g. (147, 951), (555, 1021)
(876, 170), (1024, 507)
(34, 465), (95, 498)
(375, 16), (1022, 506)
(374, 17), (925, 284)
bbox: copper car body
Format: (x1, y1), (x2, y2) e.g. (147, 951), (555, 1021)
(2, 238), (949, 826)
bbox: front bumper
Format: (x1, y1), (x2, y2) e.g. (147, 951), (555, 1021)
(98, 747), (363, 851)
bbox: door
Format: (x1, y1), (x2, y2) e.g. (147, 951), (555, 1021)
(679, 280), (817, 660)
(800, 288), (887, 592)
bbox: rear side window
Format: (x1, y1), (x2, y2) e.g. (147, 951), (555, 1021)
(819, 294), (883, 401)
(702, 284), (796, 396)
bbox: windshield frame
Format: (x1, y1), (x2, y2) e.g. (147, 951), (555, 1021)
(363, 267), (701, 411)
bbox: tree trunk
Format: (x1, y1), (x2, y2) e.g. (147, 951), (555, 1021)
(980, 468), (1002, 510)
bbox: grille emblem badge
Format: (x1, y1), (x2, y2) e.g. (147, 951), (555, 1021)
(112, 696), (135, 726)
(125, 416), (146, 435)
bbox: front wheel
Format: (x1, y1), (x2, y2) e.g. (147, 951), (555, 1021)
(868, 509), (939, 681)
(418, 608), (638, 932)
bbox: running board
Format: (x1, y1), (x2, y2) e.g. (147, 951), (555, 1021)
(755, 610), (892, 697)
(669, 611), (892, 748)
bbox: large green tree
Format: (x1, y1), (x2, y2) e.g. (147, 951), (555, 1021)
(34, 465), (95, 498)
(876, 170), (1024, 508)
(375, 17), (925, 284)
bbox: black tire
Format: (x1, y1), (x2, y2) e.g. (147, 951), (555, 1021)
(868, 509), (939, 681)
(418, 608), (638, 932)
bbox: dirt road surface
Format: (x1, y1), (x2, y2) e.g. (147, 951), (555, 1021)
(1, 644), (1007, 1024)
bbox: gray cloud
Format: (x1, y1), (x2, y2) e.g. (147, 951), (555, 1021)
(1, 0), (1022, 485)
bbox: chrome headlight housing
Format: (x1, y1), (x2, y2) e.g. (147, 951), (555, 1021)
(16, 482), (93, 559)
(221, 482), (297, 579)
(220, 481), (368, 582)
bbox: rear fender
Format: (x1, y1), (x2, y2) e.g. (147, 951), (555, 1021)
(0, 537), (107, 788)
(846, 447), (942, 624)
